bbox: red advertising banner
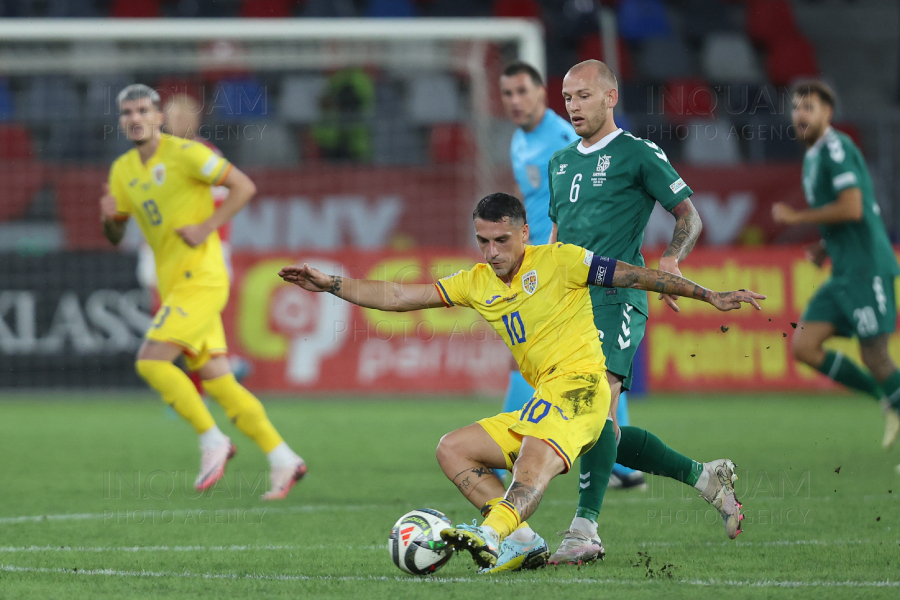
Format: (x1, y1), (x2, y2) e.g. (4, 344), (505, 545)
(45, 162), (805, 251)
(222, 249), (509, 393)
(645, 247), (900, 392)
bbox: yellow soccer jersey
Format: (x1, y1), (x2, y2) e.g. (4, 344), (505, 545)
(109, 134), (232, 297)
(435, 244), (607, 387)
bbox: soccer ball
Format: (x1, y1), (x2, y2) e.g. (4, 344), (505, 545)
(388, 508), (454, 575)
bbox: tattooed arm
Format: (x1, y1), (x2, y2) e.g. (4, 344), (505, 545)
(609, 261), (765, 312)
(278, 263), (445, 311)
(658, 199), (703, 312)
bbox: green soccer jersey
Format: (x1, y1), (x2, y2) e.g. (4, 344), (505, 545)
(802, 127), (899, 280)
(549, 129), (693, 315)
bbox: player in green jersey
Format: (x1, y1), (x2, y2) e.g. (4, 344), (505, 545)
(546, 60), (705, 564)
(772, 80), (900, 456)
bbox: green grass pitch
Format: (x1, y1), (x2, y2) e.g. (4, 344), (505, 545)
(0, 392), (898, 599)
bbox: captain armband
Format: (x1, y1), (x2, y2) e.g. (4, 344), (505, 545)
(587, 254), (618, 287)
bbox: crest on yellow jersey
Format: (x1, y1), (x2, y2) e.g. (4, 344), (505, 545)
(152, 163), (166, 186)
(522, 269), (538, 295)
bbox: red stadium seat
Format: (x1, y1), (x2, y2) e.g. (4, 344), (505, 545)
(0, 124), (33, 160)
(661, 78), (715, 125)
(110, 0), (161, 17)
(0, 160), (46, 222)
(745, 0), (798, 49)
(493, 0), (541, 18)
(240, 0), (293, 17)
(429, 124), (475, 164)
(766, 35), (819, 87)
(577, 33), (635, 83)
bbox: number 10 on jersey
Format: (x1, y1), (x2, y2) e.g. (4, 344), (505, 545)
(502, 311), (526, 345)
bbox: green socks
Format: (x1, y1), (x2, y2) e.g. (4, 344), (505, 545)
(818, 351), (881, 401)
(616, 426), (703, 487)
(881, 369), (900, 410)
(575, 419), (617, 522)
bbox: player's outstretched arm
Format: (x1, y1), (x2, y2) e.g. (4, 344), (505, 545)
(279, 263), (447, 312)
(610, 261), (765, 312)
(658, 198), (702, 312)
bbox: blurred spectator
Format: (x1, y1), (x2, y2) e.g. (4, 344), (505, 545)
(311, 68), (375, 161)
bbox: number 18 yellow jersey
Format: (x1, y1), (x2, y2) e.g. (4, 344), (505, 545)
(108, 134), (232, 298)
(435, 243), (607, 387)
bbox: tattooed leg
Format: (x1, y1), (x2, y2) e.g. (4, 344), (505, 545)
(436, 423), (507, 508)
(505, 436), (567, 522)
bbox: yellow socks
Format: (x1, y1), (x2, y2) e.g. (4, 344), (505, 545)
(482, 499), (522, 540)
(136, 360), (215, 434)
(202, 373), (283, 453)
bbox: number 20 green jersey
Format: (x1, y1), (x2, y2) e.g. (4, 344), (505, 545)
(548, 129), (693, 316)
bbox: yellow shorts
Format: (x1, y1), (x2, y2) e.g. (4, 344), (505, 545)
(478, 372), (610, 473)
(145, 284), (229, 371)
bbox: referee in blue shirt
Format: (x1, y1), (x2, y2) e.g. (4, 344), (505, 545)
(498, 62), (640, 487)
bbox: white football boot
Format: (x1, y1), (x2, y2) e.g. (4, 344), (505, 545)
(700, 459), (743, 539)
(261, 457), (307, 500)
(194, 439), (236, 491)
(548, 528), (605, 565)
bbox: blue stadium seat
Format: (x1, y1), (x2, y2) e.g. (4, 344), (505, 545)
(365, 0), (416, 18)
(0, 78), (15, 121)
(210, 78), (267, 121)
(618, 0), (672, 42)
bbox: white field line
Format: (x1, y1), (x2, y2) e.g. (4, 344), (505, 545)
(1, 564), (899, 588)
(5, 494), (894, 526)
(0, 539), (893, 554)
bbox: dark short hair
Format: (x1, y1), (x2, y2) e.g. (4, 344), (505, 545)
(501, 61), (543, 87)
(473, 193), (527, 225)
(790, 79), (837, 109)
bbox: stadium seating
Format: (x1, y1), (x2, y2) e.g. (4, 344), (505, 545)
(683, 117), (741, 165)
(745, 0), (798, 49)
(617, 0), (671, 42)
(701, 33), (764, 84)
(300, 0), (358, 17)
(278, 76), (328, 124)
(429, 124), (475, 164)
(17, 76), (82, 123)
(577, 34), (635, 83)
(407, 74), (461, 124)
(110, 0), (162, 17)
(765, 34), (819, 87)
(240, 0), (293, 17)
(661, 78), (716, 125)
(210, 78), (268, 121)
(236, 123), (299, 166)
(0, 124), (34, 160)
(0, 79), (14, 121)
(492, 0), (541, 19)
(682, 0), (735, 45)
(366, 0), (417, 17)
(636, 38), (693, 82)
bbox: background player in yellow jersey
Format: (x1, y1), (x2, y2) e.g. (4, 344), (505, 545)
(279, 193), (763, 571)
(100, 84), (305, 500)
